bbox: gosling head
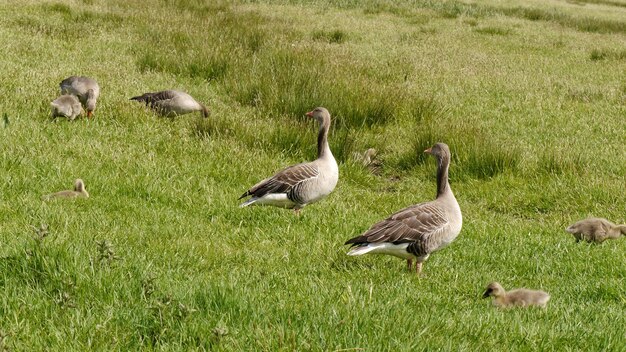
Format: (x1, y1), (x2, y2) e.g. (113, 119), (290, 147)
(482, 282), (505, 299)
(74, 179), (88, 195)
(85, 89), (97, 118)
(364, 148), (377, 160)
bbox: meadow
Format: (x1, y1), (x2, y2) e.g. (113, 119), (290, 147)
(0, 0), (625, 350)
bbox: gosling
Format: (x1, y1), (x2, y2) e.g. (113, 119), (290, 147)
(51, 95), (83, 121)
(43, 179), (89, 199)
(566, 217), (626, 243)
(482, 282), (550, 308)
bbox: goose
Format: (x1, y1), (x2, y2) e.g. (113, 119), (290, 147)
(239, 107), (339, 214)
(59, 76), (100, 118)
(344, 142), (462, 275)
(130, 90), (209, 118)
(482, 282), (550, 308)
(43, 179), (89, 199)
(50, 95), (83, 120)
(565, 217), (626, 243)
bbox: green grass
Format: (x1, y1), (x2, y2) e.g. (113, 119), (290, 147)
(1, 0), (626, 350)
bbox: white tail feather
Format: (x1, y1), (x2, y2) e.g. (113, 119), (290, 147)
(239, 198), (257, 208)
(347, 245), (378, 256)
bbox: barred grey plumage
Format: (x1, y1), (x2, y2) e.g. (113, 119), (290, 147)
(345, 142), (462, 275)
(239, 107), (338, 214)
(130, 90), (209, 118)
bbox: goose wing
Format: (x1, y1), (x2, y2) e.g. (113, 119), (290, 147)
(240, 162), (319, 199)
(345, 201), (450, 252)
(130, 90), (179, 106)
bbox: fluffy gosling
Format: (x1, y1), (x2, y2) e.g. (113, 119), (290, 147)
(51, 95), (83, 121)
(43, 179), (89, 199)
(482, 282), (550, 308)
(565, 217), (626, 243)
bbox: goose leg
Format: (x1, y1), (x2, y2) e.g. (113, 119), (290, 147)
(415, 262), (422, 275)
(407, 259), (413, 272)
(293, 208), (301, 216)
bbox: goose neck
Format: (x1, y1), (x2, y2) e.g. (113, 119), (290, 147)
(436, 155), (450, 197)
(317, 118), (331, 159)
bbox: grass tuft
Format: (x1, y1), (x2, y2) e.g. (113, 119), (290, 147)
(474, 26), (512, 35)
(590, 48), (626, 61)
(312, 30), (348, 44)
(396, 115), (520, 179)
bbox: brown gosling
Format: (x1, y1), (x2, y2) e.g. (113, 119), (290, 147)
(43, 179), (89, 199)
(482, 282), (550, 308)
(565, 217), (626, 243)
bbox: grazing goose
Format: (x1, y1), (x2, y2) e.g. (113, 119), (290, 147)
(344, 143), (462, 275)
(565, 217), (626, 243)
(60, 76), (100, 118)
(130, 90), (209, 118)
(239, 107), (339, 214)
(482, 282), (550, 308)
(43, 179), (89, 199)
(50, 95), (83, 120)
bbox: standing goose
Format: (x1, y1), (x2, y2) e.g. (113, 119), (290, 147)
(60, 76), (100, 118)
(344, 142), (462, 275)
(239, 107), (339, 214)
(482, 282), (550, 308)
(50, 95), (83, 120)
(43, 179), (89, 199)
(565, 217), (626, 243)
(130, 90), (209, 118)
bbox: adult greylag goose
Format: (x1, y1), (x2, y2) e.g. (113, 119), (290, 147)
(344, 142), (462, 275)
(60, 76), (100, 118)
(50, 95), (83, 120)
(482, 282), (550, 308)
(130, 90), (209, 118)
(239, 107), (339, 214)
(43, 179), (89, 199)
(565, 217), (626, 243)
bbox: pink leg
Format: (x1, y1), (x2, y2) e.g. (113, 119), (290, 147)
(415, 262), (422, 275)
(293, 208), (301, 216)
(407, 259), (413, 272)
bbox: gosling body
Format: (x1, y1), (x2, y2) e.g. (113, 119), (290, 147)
(482, 282), (550, 308)
(566, 217), (626, 243)
(51, 95), (83, 120)
(44, 179), (89, 199)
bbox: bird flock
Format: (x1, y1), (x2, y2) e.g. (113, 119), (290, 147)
(46, 75), (625, 309)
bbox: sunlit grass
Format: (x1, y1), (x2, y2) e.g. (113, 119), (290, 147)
(0, 0), (625, 350)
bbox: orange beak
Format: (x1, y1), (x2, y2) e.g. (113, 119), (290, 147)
(305, 111), (313, 117)
(424, 147), (432, 154)
(87, 111), (93, 118)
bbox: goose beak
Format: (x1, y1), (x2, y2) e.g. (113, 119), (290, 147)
(305, 111), (314, 117)
(87, 111), (93, 118)
(482, 289), (491, 298)
(424, 147), (432, 154)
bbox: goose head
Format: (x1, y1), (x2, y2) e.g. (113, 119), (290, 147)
(424, 142), (451, 162)
(85, 89), (97, 117)
(305, 107), (331, 127)
(482, 282), (505, 298)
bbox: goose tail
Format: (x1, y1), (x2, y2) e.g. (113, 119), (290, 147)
(239, 197), (257, 208)
(346, 244), (378, 256)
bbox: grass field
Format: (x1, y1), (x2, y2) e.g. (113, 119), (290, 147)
(1, 0), (625, 350)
